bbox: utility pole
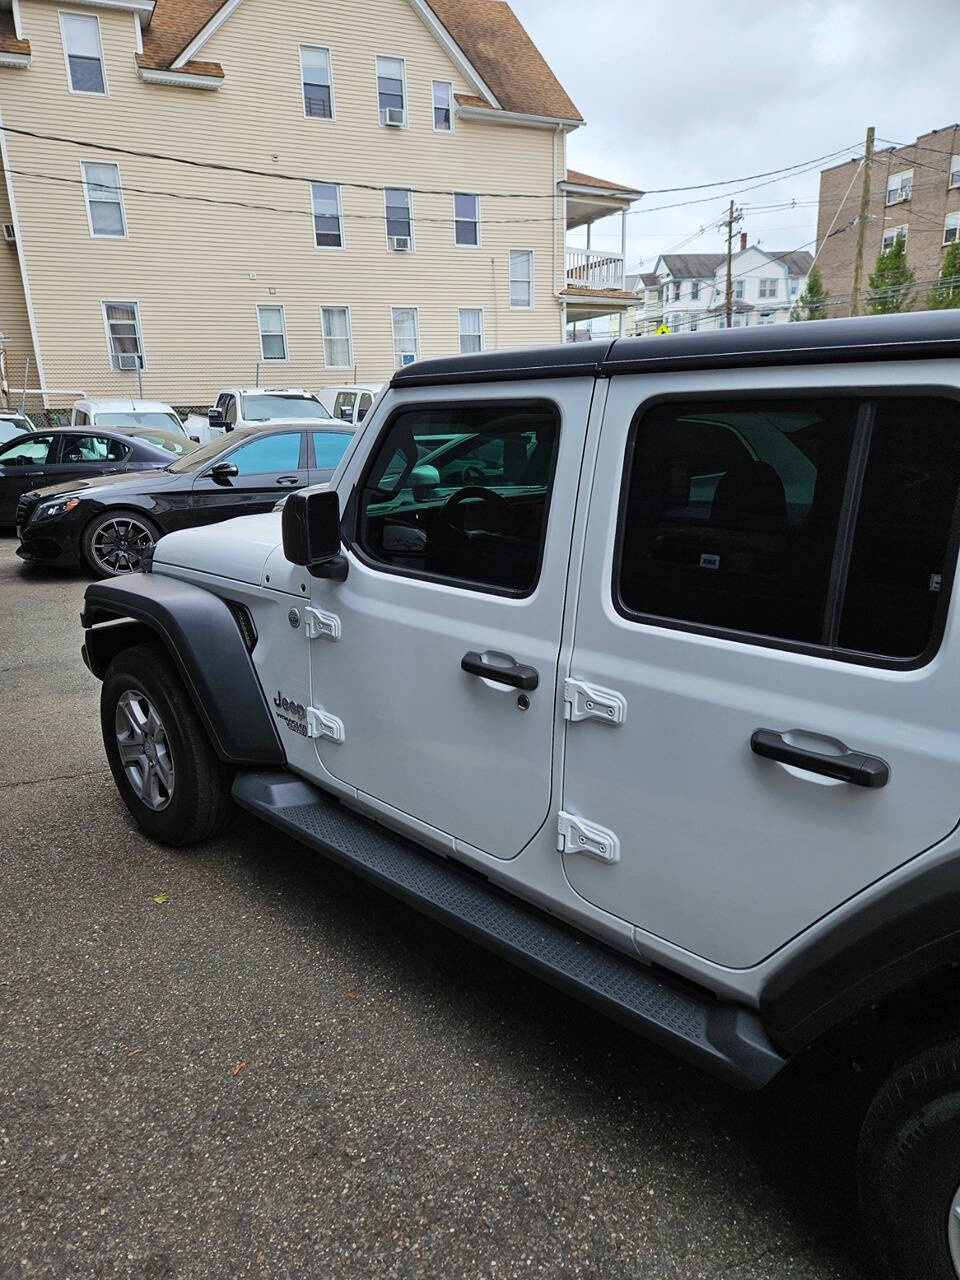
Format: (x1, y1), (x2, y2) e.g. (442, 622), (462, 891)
(850, 125), (875, 317)
(724, 200), (740, 328)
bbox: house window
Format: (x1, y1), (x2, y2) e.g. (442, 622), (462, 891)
(433, 81), (452, 131)
(688, 317), (699, 333)
(385, 188), (413, 248)
(320, 306), (353, 369)
(666, 313), (683, 332)
(758, 278), (777, 299)
(377, 56), (406, 125)
(944, 212), (960, 246)
(671, 282), (681, 302)
(82, 162), (125, 237)
(257, 305), (287, 361)
(311, 181), (343, 248)
(391, 307), (419, 367)
(886, 169), (913, 205)
(733, 279), (745, 300)
(300, 45), (333, 119)
(950, 157), (960, 189)
(103, 302), (144, 370)
(882, 224), (908, 252)
(60, 12), (105, 94)
(690, 280), (701, 301)
(454, 194), (479, 247)
(509, 250), (533, 308)
(458, 308), (483, 353)
(757, 312), (776, 326)
(789, 276), (800, 298)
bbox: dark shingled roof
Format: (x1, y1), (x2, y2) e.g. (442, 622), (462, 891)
(659, 253), (725, 279)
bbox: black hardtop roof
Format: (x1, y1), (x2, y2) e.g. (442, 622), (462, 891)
(391, 311), (960, 389)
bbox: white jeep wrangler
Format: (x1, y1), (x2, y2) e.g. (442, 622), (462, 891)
(82, 311), (960, 1280)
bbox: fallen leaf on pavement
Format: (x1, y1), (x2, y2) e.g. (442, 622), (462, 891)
(345, 991), (358, 1000)
(232, 1061), (245, 1077)
(153, 894), (170, 905)
(126, 1048), (143, 1059)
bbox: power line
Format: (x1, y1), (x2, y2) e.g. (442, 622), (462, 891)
(0, 122), (859, 208)
(636, 146), (863, 194)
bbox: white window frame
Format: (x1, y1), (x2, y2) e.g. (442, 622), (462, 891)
(59, 10), (108, 97)
(81, 160), (126, 239)
(310, 180), (344, 251)
(944, 212), (960, 246)
(391, 305), (420, 369)
(299, 44), (335, 122)
(733, 279), (745, 300)
(257, 304), (288, 363)
(690, 280), (701, 301)
(758, 278), (778, 299)
(320, 305), (354, 371)
(101, 300), (145, 371)
(950, 157), (960, 190)
(376, 54), (407, 128)
(509, 249), (534, 310)
(384, 186), (414, 251)
(432, 79), (453, 133)
(886, 169), (913, 206)
(458, 307), (484, 354)
(453, 193), (480, 249)
(882, 224), (908, 253)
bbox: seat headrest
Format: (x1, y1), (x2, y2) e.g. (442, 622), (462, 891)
(710, 460), (787, 531)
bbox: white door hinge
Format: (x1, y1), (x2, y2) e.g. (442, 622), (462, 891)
(563, 678), (627, 725)
(304, 607), (341, 642)
(307, 705), (345, 743)
(557, 811), (620, 863)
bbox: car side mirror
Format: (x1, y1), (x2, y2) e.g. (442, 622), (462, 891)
(282, 488), (347, 581)
(208, 460), (238, 484)
(208, 407), (225, 426)
(409, 464), (440, 501)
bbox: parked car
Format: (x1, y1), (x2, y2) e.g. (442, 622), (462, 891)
(70, 398), (199, 442)
(205, 387), (333, 435)
(0, 427), (177, 528)
(109, 427), (199, 459)
(317, 384), (382, 425)
(80, 311), (960, 1279)
(17, 421), (354, 576)
(0, 410), (35, 445)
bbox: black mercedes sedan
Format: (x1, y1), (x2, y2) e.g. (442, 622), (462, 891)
(0, 427), (178, 527)
(16, 422), (355, 577)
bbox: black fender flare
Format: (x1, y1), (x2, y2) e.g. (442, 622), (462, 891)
(81, 572), (284, 767)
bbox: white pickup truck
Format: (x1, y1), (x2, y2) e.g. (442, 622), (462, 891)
(81, 312), (960, 1280)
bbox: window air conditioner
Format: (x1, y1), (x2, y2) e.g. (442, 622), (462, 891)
(117, 353), (140, 371)
(1, 223), (14, 243)
(887, 188), (908, 205)
(389, 235), (411, 252)
(381, 108), (405, 127)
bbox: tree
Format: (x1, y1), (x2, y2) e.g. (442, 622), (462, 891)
(789, 265), (829, 321)
(867, 233), (916, 314)
(925, 242), (960, 310)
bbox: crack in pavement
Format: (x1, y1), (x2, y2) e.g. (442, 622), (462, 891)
(0, 767), (109, 792)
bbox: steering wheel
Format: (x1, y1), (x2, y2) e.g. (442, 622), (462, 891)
(437, 486), (509, 533)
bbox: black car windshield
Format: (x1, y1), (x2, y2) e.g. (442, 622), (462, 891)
(165, 435), (239, 473)
(94, 411), (183, 432)
(240, 394), (331, 421)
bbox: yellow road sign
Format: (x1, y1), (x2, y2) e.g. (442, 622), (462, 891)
(655, 324), (671, 335)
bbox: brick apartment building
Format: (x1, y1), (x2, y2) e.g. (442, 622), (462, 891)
(815, 125), (960, 316)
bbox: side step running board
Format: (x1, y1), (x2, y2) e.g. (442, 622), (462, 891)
(232, 771), (786, 1091)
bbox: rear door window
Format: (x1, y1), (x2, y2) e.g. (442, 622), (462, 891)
(310, 430), (353, 470)
(61, 434), (129, 463)
(615, 394), (960, 664)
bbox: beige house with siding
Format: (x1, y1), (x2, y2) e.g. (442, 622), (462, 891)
(0, 0), (640, 413)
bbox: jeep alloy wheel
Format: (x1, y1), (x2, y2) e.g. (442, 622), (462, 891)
(949, 1182), (960, 1277)
(114, 688), (175, 811)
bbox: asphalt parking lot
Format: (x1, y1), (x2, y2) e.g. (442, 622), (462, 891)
(0, 532), (875, 1280)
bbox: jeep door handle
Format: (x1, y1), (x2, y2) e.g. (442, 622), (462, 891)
(461, 650), (539, 691)
(751, 729), (890, 789)
(275, 475), (303, 487)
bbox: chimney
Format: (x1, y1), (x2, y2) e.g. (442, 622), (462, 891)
(740, 232), (747, 252)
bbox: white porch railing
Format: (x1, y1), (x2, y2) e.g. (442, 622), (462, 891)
(566, 248), (625, 291)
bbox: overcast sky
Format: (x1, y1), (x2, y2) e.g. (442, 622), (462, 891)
(509, 0), (959, 275)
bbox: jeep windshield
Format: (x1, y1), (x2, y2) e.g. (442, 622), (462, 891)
(240, 394), (331, 421)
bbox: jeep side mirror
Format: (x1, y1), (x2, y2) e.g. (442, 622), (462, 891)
(208, 460), (239, 484)
(282, 488), (347, 581)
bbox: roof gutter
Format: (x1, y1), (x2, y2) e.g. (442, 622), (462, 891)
(456, 104), (582, 131)
(137, 64), (223, 90)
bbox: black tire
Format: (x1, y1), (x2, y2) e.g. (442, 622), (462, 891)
(101, 642), (232, 846)
(858, 1036), (960, 1280)
(81, 507), (161, 578)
